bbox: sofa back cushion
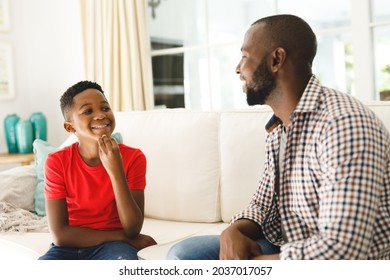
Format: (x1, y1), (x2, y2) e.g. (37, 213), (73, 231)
(219, 107), (274, 222)
(365, 101), (390, 132)
(114, 110), (221, 222)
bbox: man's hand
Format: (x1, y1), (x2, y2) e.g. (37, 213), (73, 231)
(219, 224), (262, 260)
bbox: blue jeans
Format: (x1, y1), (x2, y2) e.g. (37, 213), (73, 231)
(38, 241), (139, 260)
(166, 235), (280, 260)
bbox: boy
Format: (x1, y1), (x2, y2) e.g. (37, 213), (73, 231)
(39, 81), (156, 260)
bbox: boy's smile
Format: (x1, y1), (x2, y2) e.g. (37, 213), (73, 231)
(91, 120), (111, 132)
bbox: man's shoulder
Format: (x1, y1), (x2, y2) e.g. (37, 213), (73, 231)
(320, 88), (372, 119)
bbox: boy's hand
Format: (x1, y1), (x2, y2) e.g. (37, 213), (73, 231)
(126, 234), (158, 251)
(98, 134), (123, 175)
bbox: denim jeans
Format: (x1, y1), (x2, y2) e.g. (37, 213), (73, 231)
(38, 241), (139, 260)
(166, 235), (280, 260)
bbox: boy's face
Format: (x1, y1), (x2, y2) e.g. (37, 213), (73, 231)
(64, 88), (115, 143)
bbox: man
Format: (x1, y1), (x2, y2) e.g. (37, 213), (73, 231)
(167, 14), (390, 260)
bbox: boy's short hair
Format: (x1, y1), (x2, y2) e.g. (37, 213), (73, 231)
(60, 81), (105, 120)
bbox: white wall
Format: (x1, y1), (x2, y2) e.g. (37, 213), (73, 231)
(0, 0), (84, 154)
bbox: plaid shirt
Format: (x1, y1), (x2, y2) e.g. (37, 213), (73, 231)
(232, 75), (390, 259)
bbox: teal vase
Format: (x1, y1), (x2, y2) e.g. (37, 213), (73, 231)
(16, 120), (33, 154)
(29, 112), (47, 141)
(4, 113), (20, 153)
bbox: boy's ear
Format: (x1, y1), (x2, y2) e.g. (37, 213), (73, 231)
(64, 121), (75, 134)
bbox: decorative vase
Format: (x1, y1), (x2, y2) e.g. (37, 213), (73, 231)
(16, 120), (33, 154)
(4, 113), (20, 153)
(29, 112), (47, 141)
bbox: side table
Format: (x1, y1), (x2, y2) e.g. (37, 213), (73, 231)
(0, 153), (35, 166)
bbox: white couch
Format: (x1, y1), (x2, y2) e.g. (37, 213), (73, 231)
(1, 101), (390, 260)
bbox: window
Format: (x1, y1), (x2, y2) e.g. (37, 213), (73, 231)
(147, 0), (390, 110)
(276, 0), (353, 95)
(371, 0), (390, 100)
(151, 40), (185, 108)
(374, 26), (390, 100)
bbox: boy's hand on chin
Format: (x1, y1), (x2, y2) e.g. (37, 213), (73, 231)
(98, 134), (123, 174)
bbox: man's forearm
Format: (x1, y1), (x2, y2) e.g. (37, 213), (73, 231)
(231, 218), (263, 240)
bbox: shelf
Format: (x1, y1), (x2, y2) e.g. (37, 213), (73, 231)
(0, 153), (34, 166)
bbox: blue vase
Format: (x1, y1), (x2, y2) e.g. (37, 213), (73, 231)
(29, 112), (47, 141)
(16, 120), (33, 154)
(4, 114), (20, 153)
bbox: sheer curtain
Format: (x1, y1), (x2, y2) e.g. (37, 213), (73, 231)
(80, 0), (153, 111)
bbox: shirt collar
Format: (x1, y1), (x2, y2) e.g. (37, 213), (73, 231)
(265, 75), (322, 132)
(293, 74), (323, 114)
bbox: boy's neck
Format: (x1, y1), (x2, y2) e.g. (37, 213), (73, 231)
(78, 143), (101, 166)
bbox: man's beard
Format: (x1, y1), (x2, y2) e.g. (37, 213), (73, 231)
(246, 58), (276, 106)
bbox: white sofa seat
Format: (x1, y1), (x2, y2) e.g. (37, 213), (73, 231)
(0, 233), (50, 259)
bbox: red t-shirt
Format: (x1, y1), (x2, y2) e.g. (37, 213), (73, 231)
(44, 142), (146, 230)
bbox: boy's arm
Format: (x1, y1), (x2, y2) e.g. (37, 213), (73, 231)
(98, 135), (145, 238)
(46, 198), (155, 249)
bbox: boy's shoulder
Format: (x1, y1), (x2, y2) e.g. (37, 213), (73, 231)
(118, 143), (144, 155)
(118, 143), (146, 162)
(47, 142), (77, 159)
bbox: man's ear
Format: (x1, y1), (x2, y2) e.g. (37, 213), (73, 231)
(271, 47), (286, 71)
(64, 121), (75, 134)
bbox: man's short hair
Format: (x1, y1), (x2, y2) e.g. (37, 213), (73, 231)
(253, 14), (317, 69)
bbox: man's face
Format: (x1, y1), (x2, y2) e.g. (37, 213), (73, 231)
(236, 24), (276, 106)
(64, 89), (115, 143)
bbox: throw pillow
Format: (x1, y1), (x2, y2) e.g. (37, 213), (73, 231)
(32, 139), (59, 216)
(0, 165), (37, 211)
(32, 132), (123, 216)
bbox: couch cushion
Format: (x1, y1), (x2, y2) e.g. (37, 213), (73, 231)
(0, 165), (37, 212)
(139, 218), (228, 260)
(365, 101), (390, 132)
(219, 107), (274, 222)
(115, 109), (221, 222)
(141, 218), (227, 245)
(0, 232), (51, 258)
(32, 140), (59, 216)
